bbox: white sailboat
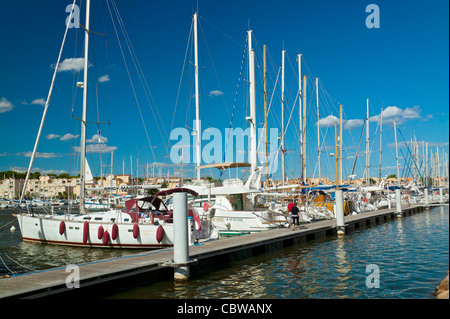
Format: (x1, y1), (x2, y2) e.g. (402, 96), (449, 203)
(15, 1), (218, 248)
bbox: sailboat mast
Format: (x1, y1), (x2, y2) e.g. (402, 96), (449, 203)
(334, 121), (339, 190)
(365, 98), (370, 185)
(425, 142), (428, 187)
(194, 12), (201, 181)
(379, 108), (383, 181)
(302, 75), (307, 184)
(263, 45), (269, 187)
(316, 77), (320, 184)
(297, 54), (302, 171)
(281, 50), (286, 186)
(79, 0), (91, 215)
(247, 30), (257, 172)
(339, 104), (343, 185)
(394, 120), (400, 187)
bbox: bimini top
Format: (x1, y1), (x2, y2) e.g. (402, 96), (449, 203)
(124, 196), (165, 213)
(156, 187), (198, 197)
(197, 162), (251, 170)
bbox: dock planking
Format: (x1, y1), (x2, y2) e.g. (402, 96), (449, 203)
(0, 204), (427, 299)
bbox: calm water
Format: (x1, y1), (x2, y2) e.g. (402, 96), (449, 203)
(108, 205), (449, 299)
(1, 206), (448, 299)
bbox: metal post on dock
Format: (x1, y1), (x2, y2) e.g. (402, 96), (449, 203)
(160, 192), (198, 282)
(395, 189), (402, 217)
(335, 190), (345, 236)
(173, 192), (190, 282)
(424, 188), (429, 209)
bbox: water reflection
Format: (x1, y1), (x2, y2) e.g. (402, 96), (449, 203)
(132, 206), (446, 299)
(2, 206), (448, 299)
(333, 237), (355, 298)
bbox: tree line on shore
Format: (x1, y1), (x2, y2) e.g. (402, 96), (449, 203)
(0, 171), (79, 180)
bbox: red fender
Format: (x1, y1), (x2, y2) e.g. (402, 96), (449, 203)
(83, 221), (89, 244)
(111, 223), (119, 240)
(133, 223), (139, 239)
(98, 226), (104, 240)
(156, 225), (164, 243)
(59, 221), (65, 235)
(103, 231), (110, 246)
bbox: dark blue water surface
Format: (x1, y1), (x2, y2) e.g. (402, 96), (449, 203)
(109, 205), (449, 299)
(1, 206), (448, 299)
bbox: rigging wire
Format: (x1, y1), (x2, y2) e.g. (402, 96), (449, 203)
(106, 0), (156, 162)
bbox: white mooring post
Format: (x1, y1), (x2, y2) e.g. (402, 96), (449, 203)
(160, 192), (198, 282)
(335, 190), (345, 236)
(395, 189), (402, 217)
(173, 192), (190, 282)
(439, 188), (443, 204)
(424, 188), (429, 209)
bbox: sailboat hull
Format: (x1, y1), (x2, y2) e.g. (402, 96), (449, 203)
(16, 213), (174, 249)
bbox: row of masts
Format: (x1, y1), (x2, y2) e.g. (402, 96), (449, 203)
(191, 11), (374, 188)
(90, 11), (450, 192)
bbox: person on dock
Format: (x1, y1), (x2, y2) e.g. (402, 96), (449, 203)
(291, 202), (300, 230)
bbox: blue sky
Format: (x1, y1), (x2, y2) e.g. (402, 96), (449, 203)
(0, 0), (448, 181)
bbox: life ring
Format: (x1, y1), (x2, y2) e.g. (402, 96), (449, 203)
(363, 198), (368, 203)
(404, 195), (408, 200)
(203, 202), (209, 212)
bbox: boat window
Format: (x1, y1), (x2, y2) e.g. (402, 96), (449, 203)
(229, 194), (243, 211)
(83, 217), (91, 220)
(94, 217), (102, 221)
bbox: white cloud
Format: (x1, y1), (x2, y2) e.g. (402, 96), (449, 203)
(344, 119), (364, 130)
(46, 134), (61, 140)
(31, 98), (46, 106)
(73, 144), (118, 153)
(209, 90), (224, 97)
(18, 152), (62, 158)
(87, 134), (108, 144)
(370, 105), (421, 125)
(46, 133), (79, 141)
(98, 74), (110, 82)
(60, 133), (79, 141)
(0, 97), (14, 113)
(317, 115), (339, 127)
(54, 58), (91, 72)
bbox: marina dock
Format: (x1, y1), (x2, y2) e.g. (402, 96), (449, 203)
(0, 204), (431, 299)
